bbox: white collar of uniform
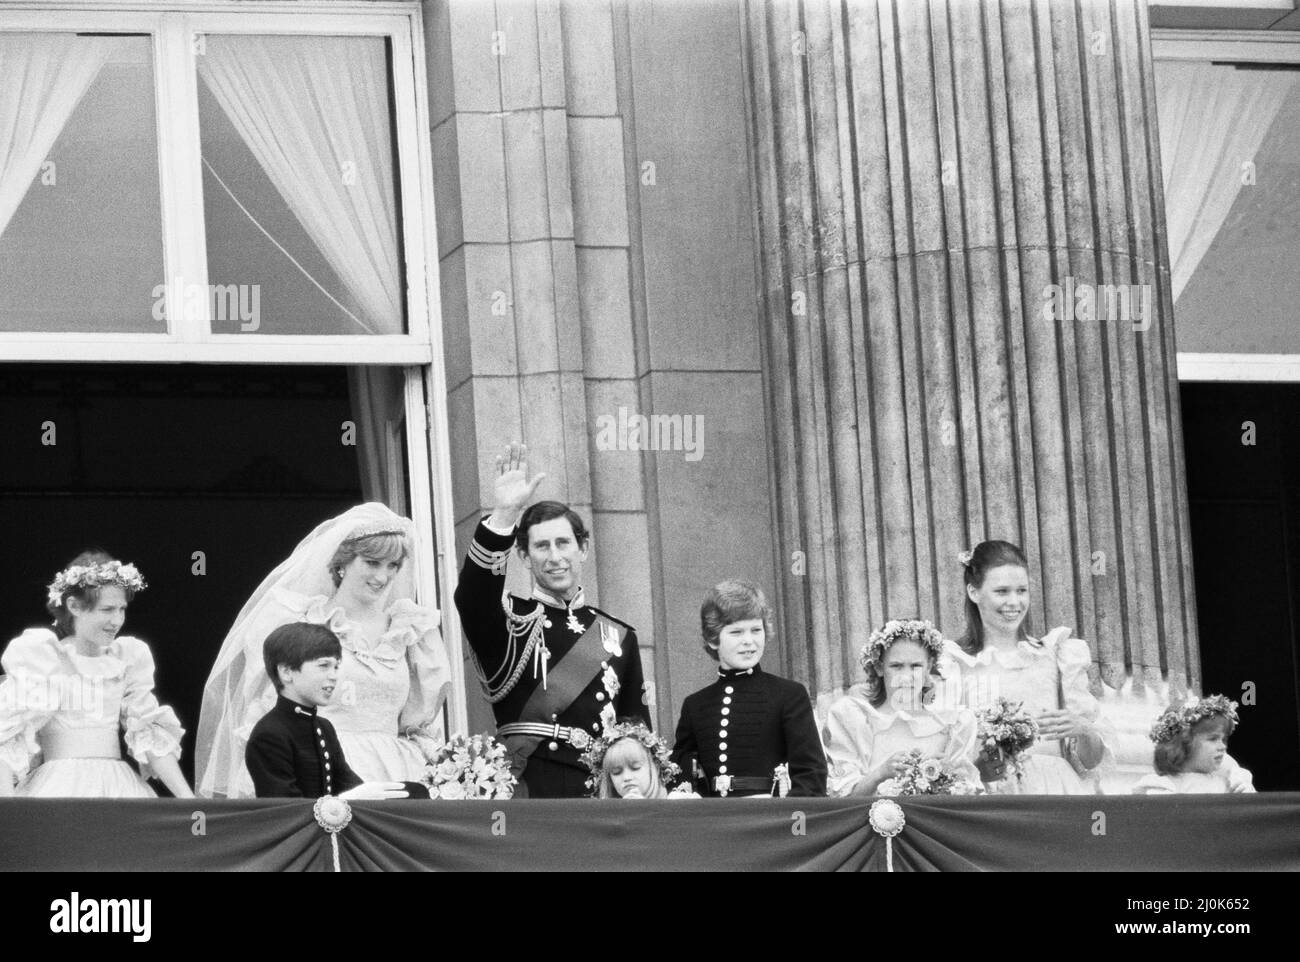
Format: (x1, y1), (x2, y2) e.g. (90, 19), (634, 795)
(717, 666), (755, 679)
(533, 586), (585, 611)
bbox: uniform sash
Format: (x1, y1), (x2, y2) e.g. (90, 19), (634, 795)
(501, 611), (625, 795)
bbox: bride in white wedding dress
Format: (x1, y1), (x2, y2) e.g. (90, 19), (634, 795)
(195, 503), (451, 798)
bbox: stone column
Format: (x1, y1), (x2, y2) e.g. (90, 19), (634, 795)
(426, 0), (663, 731)
(741, 0), (1197, 734)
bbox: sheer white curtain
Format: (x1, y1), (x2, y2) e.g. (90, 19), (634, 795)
(348, 366), (409, 515)
(1157, 61), (1297, 302)
(197, 35), (402, 334)
(0, 34), (110, 238)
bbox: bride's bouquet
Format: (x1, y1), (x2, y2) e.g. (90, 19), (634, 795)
(976, 697), (1039, 781)
(421, 733), (517, 800)
(877, 750), (982, 797)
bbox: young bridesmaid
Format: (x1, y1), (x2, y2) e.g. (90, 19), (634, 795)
(1133, 695), (1255, 794)
(942, 540), (1113, 794)
(823, 619), (979, 796)
(582, 718), (695, 799)
(0, 551), (193, 798)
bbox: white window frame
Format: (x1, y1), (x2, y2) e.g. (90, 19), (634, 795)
(1154, 29), (1300, 382)
(0, 2), (433, 364)
(0, 1), (467, 737)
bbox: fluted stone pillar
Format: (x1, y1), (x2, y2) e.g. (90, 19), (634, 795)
(742, 0), (1197, 725)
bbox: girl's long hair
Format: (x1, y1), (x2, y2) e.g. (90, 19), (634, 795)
(596, 736), (668, 799)
(955, 540), (1034, 655)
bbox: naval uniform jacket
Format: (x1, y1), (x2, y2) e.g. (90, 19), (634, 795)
(453, 518), (652, 798)
(245, 695), (363, 798)
(671, 665), (827, 797)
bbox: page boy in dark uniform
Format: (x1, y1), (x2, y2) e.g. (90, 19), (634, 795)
(672, 581), (827, 797)
(455, 443), (652, 798)
(245, 622), (410, 800)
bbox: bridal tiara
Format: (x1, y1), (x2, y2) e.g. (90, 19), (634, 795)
(344, 520), (414, 542)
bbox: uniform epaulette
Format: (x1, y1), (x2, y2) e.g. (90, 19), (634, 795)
(587, 605), (634, 634)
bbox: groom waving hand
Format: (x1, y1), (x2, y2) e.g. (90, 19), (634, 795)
(454, 443), (652, 798)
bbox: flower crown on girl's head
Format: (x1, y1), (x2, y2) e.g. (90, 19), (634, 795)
(859, 619), (945, 674)
(47, 560), (147, 608)
(1148, 694), (1239, 745)
(579, 720), (680, 794)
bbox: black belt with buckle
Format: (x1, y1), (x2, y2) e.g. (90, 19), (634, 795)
(496, 722), (593, 750)
(711, 775), (773, 795)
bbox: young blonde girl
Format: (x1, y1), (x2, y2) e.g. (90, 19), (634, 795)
(823, 619), (980, 796)
(582, 719), (695, 799)
(1133, 695), (1255, 794)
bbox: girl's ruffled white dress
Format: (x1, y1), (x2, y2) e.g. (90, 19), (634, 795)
(0, 628), (184, 797)
(229, 589), (450, 790)
(939, 627), (1115, 794)
(822, 684), (980, 797)
(1132, 756), (1255, 794)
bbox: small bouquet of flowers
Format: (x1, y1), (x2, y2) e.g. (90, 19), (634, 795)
(877, 750), (982, 797)
(976, 697), (1039, 781)
(420, 733), (516, 800)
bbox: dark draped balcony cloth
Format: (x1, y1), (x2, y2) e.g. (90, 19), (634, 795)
(2, 796), (1297, 872)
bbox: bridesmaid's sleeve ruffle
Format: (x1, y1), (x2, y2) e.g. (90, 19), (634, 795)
(933, 642), (969, 711)
(118, 637), (185, 764)
(1223, 754), (1256, 794)
(940, 708), (982, 784)
(392, 601), (451, 761)
(823, 692), (873, 798)
(0, 629), (61, 785)
(1050, 630), (1116, 778)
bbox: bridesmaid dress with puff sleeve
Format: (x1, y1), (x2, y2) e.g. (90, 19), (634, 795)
(940, 627), (1115, 794)
(0, 628), (184, 797)
(822, 683), (980, 797)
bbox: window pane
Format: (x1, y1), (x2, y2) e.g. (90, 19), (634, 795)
(197, 35), (406, 336)
(1158, 60), (1300, 354)
(0, 34), (165, 333)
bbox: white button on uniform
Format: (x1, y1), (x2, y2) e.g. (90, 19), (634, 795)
(719, 754), (728, 762)
(724, 686), (734, 695)
(548, 741), (559, 751)
(718, 765), (728, 774)
(596, 692), (605, 701)
(719, 742), (728, 751)
(721, 707), (730, 716)
(722, 696), (732, 705)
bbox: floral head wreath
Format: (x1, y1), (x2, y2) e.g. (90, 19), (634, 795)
(956, 549), (973, 568)
(1148, 694), (1239, 745)
(47, 560), (147, 608)
(859, 619), (946, 675)
(579, 720), (681, 794)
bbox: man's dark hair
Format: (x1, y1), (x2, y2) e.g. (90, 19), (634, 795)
(263, 622), (342, 692)
(516, 500), (590, 553)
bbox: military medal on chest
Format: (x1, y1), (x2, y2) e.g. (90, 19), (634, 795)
(567, 610), (584, 634)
